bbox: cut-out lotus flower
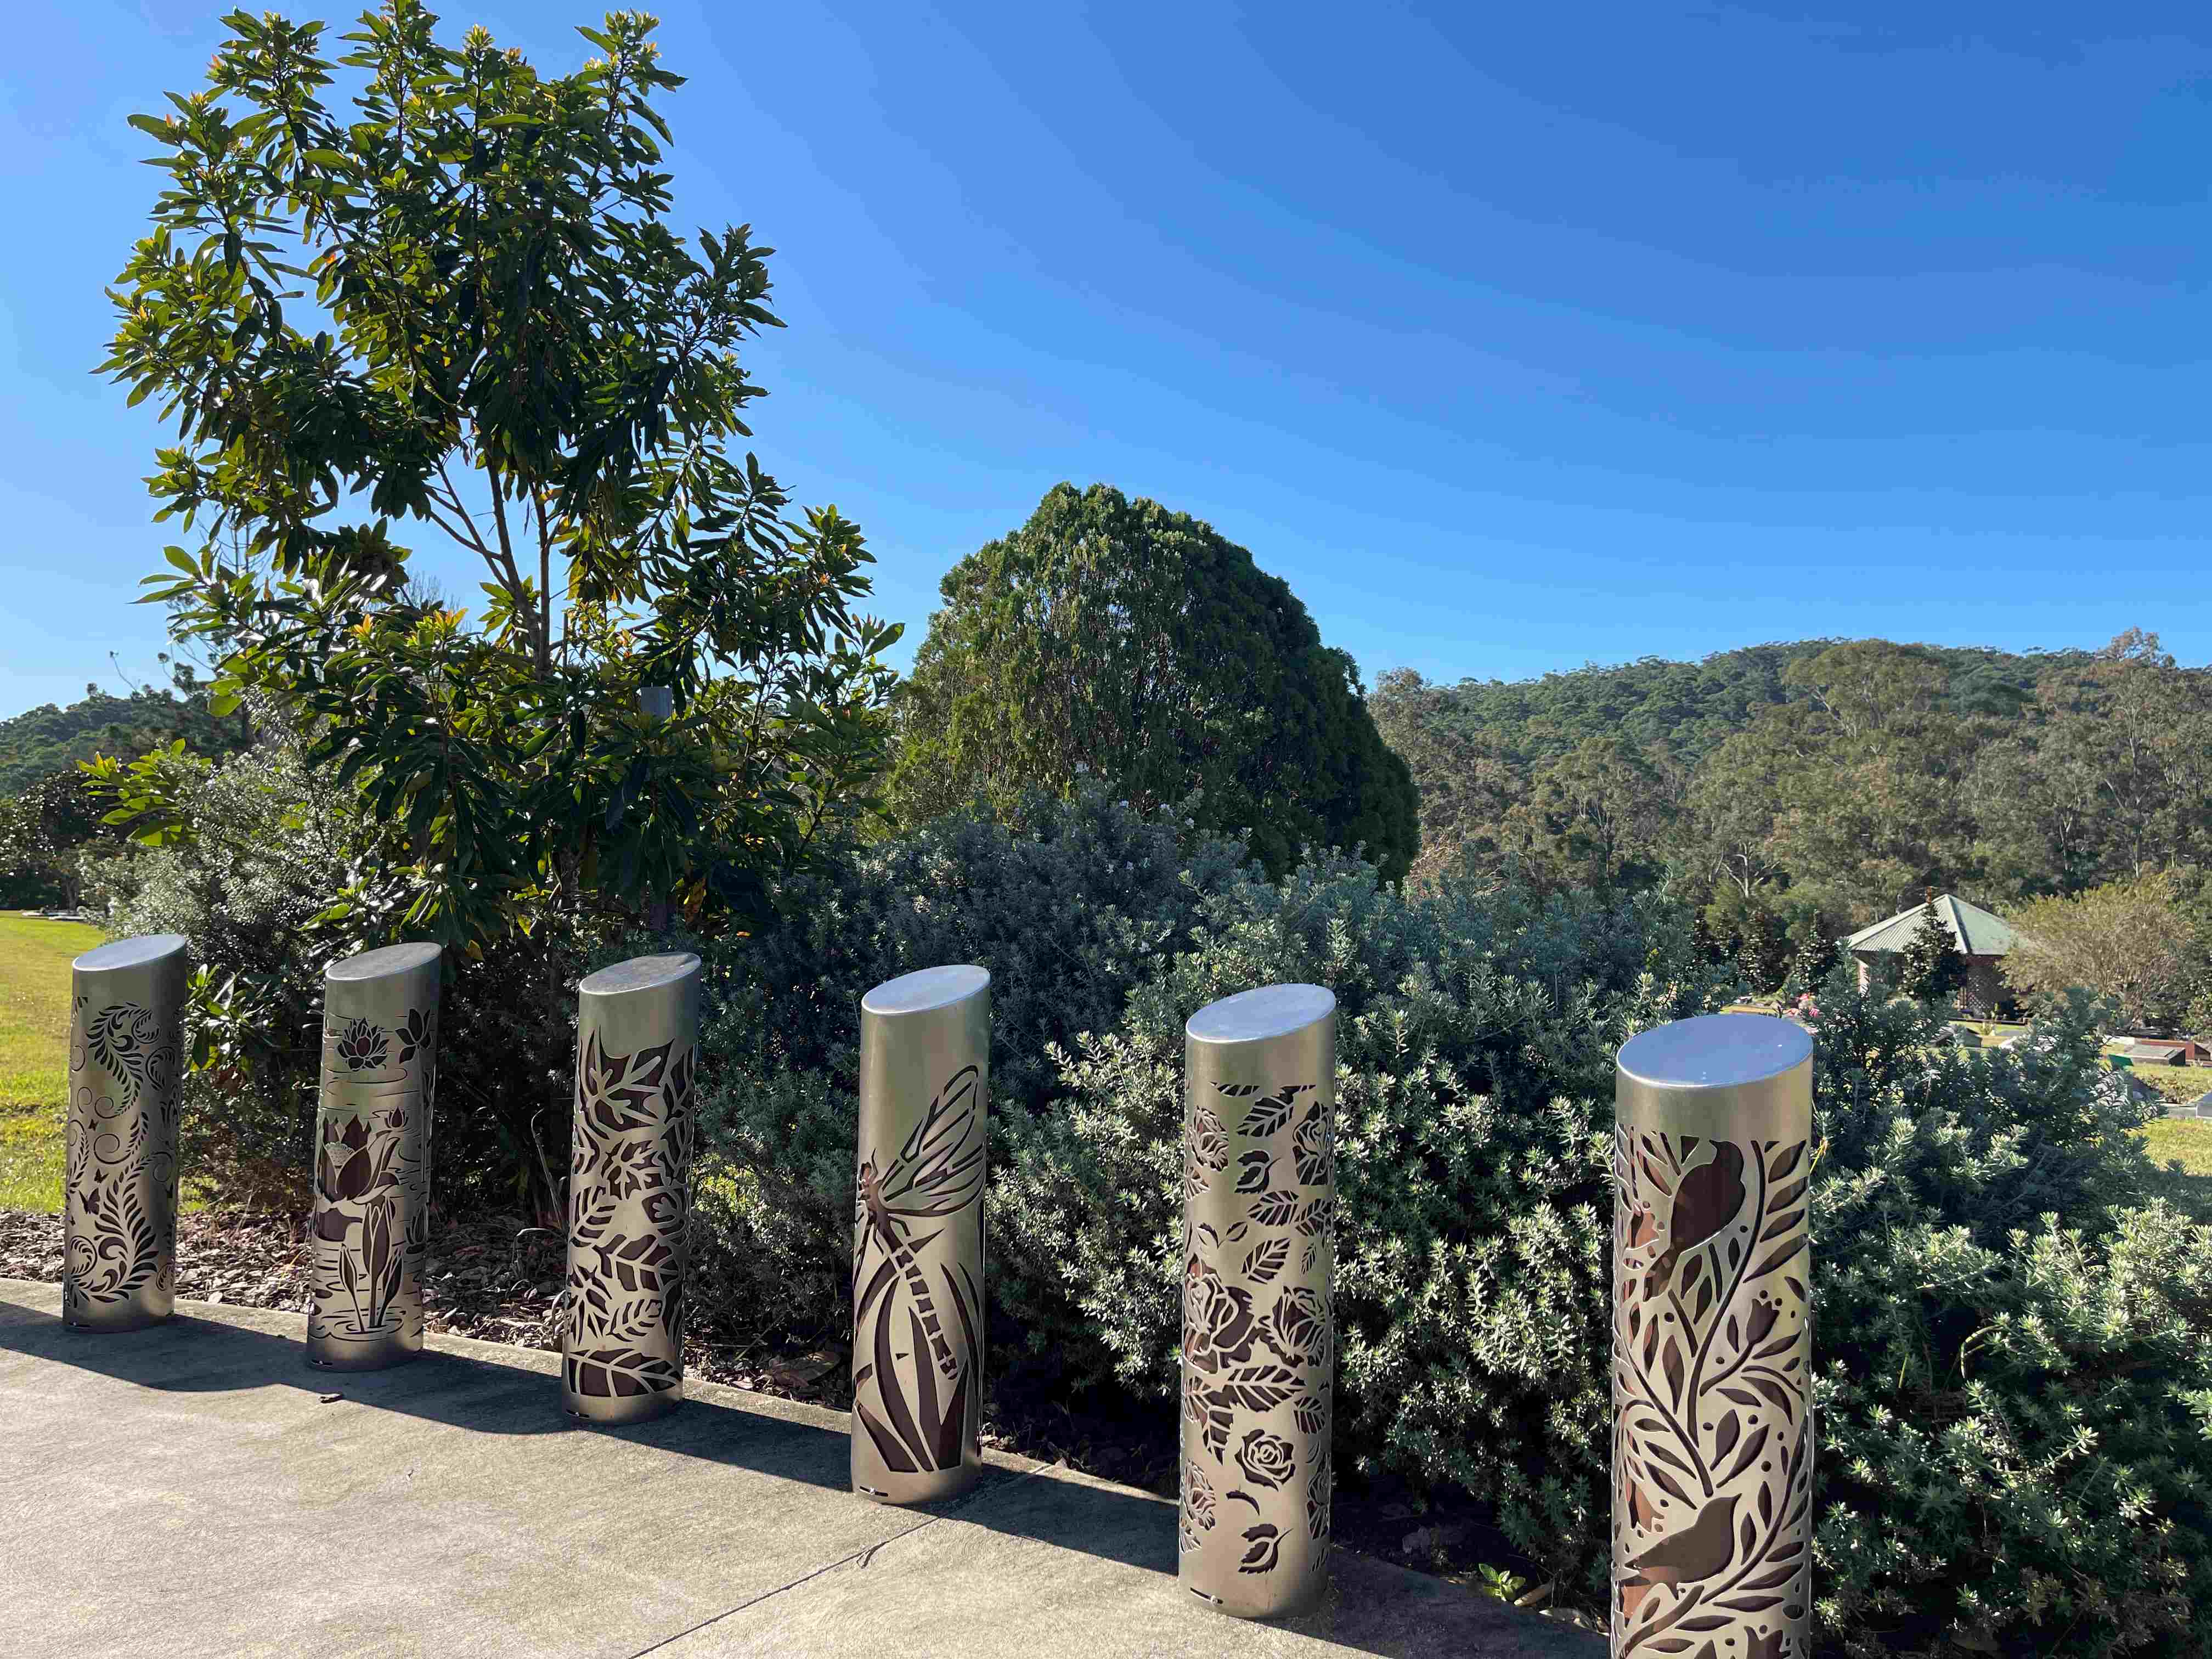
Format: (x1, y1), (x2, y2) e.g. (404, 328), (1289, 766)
(319, 1115), (374, 1200)
(335, 1018), (388, 1072)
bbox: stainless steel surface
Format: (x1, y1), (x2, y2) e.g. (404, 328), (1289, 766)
(308, 942), (442, 1370)
(1612, 1014), (1813, 1658)
(1179, 984), (1336, 1619)
(64, 935), (189, 1332)
(851, 964), (989, 1504)
(563, 952), (701, 1424)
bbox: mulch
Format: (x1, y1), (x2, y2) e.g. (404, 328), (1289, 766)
(0, 1205), (1596, 1632)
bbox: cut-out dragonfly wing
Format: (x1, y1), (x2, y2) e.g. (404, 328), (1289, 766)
(878, 1064), (986, 1218)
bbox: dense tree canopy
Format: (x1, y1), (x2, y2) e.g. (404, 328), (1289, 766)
(2005, 872), (2202, 1030)
(1374, 632), (2212, 981)
(890, 482), (1418, 881)
(101, 3), (898, 947)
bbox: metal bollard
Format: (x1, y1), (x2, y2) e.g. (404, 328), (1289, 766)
(851, 965), (990, 1504)
(1612, 1014), (1813, 1658)
(307, 943), (442, 1369)
(64, 934), (189, 1331)
(563, 952), (702, 1424)
(1178, 984), (1336, 1618)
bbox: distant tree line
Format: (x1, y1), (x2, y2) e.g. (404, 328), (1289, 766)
(0, 661), (251, 909)
(1372, 629), (2212, 1007)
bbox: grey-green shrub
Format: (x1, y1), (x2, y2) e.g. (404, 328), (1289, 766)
(689, 786), (1249, 1334)
(985, 850), (1730, 1593)
(87, 718), (608, 1216)
(690, 815), (2212, 1656)
(1804, 982), (2211, 1656)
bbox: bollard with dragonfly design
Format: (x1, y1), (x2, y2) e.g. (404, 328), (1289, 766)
(850, 965), (990, 1505)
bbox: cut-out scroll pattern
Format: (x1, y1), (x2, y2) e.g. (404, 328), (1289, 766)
(309, 1008), (436, 1356)
(1612, 1127), (1812, 1658)
(565, 1029), (697, 1403)
(64, 997), (180, 1323)
(1181, 1079), (1334, 1595)
(853, 1064), (986, 1476)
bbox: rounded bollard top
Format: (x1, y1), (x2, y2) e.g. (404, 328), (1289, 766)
(72, 933), (188, 974)
(1618, 1013), (1810, 1091)
(327, 941), (442, 982)
(580, 952), (702, 1000)
(863, 963), (989, 1017)
(1186, 983), (1335, 1046)
(1617, 1013), (1811, 1137)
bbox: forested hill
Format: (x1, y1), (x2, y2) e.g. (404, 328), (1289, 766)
(1368, 633), (2198, 973)
(0, 675), (248, 796)
(1376, 639), (2084, 771)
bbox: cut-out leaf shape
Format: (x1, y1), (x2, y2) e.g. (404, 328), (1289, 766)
(1647, 1142), (1745, 1295)
(1234, 1150), (1276, 1193)
(1242, 1238), (1289, 1284)
(1243, 1085), (1305, 1139)
(1237, 1524), (1284, 1574)
(1249, 1189), (1300, 1227)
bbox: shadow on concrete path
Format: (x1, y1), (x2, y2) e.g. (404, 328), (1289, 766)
(0, 1286), (1598, 1658)
(0, 1290), (1160, 1568)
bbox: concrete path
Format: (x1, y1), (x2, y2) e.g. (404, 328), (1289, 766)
(0, 1281), (1598, 1658)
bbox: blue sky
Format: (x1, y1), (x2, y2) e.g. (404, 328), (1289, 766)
(4, 2), (2209, 719)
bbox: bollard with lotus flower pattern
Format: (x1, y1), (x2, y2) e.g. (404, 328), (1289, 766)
(1612, 1014), (1814, 1659)
(65, 934), (189, 1332)
(308, 943), (442, 1369)
(1180, 983), (1336, 1618)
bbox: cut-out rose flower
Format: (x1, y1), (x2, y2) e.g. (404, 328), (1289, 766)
(1263, 1284), (1328, 1368)
(1235, 1427), (1296, 1491)
(1306, 1449), (1332, 1539)
(335, 1018), (388, 1072)
(1184, 1460), (1217, 1533)
(1182, 1254), (1261, 1373)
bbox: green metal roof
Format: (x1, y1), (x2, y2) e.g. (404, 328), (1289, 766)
(1843, 894), (2019, 958)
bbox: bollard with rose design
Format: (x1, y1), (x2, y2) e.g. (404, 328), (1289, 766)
(1179, 983), (1337, 1618)
(64, 934), (189, 1333)
(307, 943), (442, 1369)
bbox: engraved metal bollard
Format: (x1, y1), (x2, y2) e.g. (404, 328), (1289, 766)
(563, 952), (701, 1424)
(850, 965), (990, 1504)
(1179, 984), (1336, 1618)
(64, 934), (189, 1331)
(308, 943), (442, 1369)
(1612, 1014), (1813, 1658)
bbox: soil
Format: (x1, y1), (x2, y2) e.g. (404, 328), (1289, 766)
(0, 1205), (1598, 1634)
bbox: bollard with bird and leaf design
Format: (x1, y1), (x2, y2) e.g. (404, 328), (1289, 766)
(1612, 1013), (1814, 1659)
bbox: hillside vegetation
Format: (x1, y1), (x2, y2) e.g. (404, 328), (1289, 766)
(0, 671), (246, 798)
(1372, 630), (2212, 990)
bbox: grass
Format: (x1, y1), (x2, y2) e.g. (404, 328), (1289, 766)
(0, 914), (104, 1212)
(2139, 1116), (2212, 1223)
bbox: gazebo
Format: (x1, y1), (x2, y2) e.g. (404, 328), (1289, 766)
(1843, 894), (2019, 1013)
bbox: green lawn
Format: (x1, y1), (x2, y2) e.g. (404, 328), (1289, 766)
(2139, 1116), (2212, 1223)
(0, 915), (104, 1211)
